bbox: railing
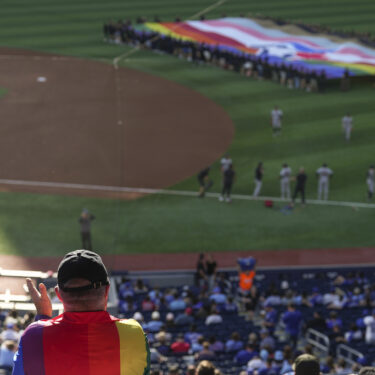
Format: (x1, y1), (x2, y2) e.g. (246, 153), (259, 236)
(306, 328), (330, 354)
(337, 344), (364, 367)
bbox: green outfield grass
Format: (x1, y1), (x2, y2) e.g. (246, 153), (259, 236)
(0, 0), (374, 256)
(0, 191), (372, 257)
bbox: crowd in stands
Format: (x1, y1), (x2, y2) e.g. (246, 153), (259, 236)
(0, 310), (35, 374)
(103, 18), (332, 93)
(114, 255), (375, 375)
(1, 256), (375, 375)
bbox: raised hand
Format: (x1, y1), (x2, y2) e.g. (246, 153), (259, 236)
(26, 278), (53, 317)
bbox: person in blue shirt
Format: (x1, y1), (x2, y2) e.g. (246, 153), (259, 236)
(225, 331), (244, 353)
(209, 287), (227, 305)
(234, 344), (258, 365)
(264, 303), (278, 334)
(169, 293), (186, 311)
(282, 304), (303, 348)
(145, 311), (164, 333)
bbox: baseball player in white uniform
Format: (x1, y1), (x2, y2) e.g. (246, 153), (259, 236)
(367, 165), (374, 200)
(342, 113), (353, 141)
(280, 163), (292, 199)
(271, 106), (283, 136)
(316, 163), (333, 200)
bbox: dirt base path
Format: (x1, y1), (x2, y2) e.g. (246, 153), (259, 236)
(0, 48), (234, 195)
(1, 247), (374, 275)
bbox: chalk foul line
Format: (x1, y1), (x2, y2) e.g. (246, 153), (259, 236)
(0, 178), (374, 209)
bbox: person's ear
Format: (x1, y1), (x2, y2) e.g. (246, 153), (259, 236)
(55, 286), (63, 302)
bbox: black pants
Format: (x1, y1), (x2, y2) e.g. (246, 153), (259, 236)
(293, 186), (305, 203)
(81, 231), (92, 250)
(222, 182), (232, 197)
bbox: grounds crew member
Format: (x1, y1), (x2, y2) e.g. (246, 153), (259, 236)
(13, 250), (150, 375)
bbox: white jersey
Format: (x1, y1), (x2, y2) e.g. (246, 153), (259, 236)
(342, 115), (353, 130)
(220, 157), (232, 171)
(367, 168), (375, 182)
(271, 109), (283, 127)
(280, 167), (292, 181)
(316, 167), (333, 182)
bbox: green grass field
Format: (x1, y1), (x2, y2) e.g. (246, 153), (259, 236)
(0, 0), (374, 256)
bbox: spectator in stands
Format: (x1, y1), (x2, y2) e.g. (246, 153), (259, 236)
(247, 353), (265, 374)
(282, 304), (303, 348)
(191, 336), (205, 354)
(0, 340), (16, 375)
(364, 309), (375, 344)
(185, 324), (203, 345)
(289, 354), (321, 375)
(175, 307), (194, 326)
(0, 323), (20, 343)
(133, 311), (145, 325)
(14, 250), (149, 375)
(263, 303), (278, 334)
(208, 336), (224, 353)
(134, 279), (148, 294)
(234, 344), (258, 365)
(304, 311), (327, 332)
(205, 308), (223, 325)
(225, 332), (244, 353)
(142, 295), (155, 311)
(150, 347), (167, 364)
(165, 312), (175, 328)
(258, 358), (275, 375)
(195, 342), (215, 361)
(209, 287), (227, 305)
(326, 311), (343, 330)
(196, 360), (216, 375)
(146, 311), (163, 333)
(154, 331), (170, 356)
(169, 292), (187, 311)
(223, 296), (238, 313)
(328, 324), (346, 356)
(344, 323), (363, 343)
(170, 334), (190, 354)
(259, 329), (275, 351)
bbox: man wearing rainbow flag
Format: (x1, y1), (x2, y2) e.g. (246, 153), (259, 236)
(13, 250), (150, 375)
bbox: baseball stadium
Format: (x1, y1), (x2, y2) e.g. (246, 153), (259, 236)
(0, 0), (375, 374)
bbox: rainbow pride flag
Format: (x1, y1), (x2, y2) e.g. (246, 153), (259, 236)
(141, 18), (375, 79)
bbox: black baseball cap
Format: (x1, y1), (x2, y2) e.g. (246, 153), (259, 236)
(294, 354), (320, 375)
(57, 250), (109, 292)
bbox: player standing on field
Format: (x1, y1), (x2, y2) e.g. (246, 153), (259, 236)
(253, 162), (264, 197)
(292, 167), (307, 206)
(271, 105), (283, 136)
(280, 163), (292, 199)
(316, 163), (333, 200)
(219, 164), (235, 203)
(220, 153), (232, 173)
(342, 113), (353, 141)
(367, 165), (374, 200)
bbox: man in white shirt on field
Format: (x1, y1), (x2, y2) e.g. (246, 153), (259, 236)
(280, 163), (292, 199)
(342, 113), (353, 141)
(316, 163), (333, 200)
(367, 165), (374, 200)
(271, 106), (283, 136)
